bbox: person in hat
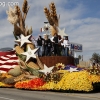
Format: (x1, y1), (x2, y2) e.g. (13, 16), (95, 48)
(42, 34), (52, 56)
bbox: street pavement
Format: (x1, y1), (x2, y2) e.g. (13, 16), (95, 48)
(0, 88), (100, 100)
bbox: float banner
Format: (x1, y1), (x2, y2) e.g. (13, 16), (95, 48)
(70, 42), (82, 52)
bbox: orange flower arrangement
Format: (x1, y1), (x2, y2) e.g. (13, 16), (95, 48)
(15, 78), (45, 90)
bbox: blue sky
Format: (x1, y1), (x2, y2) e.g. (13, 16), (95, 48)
(0, 0), (100, 61)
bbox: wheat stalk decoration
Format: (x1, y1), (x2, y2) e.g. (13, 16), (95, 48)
(6, 0), (43, 79)
(44, 2), (60, 36)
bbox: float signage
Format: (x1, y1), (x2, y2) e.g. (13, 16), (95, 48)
(70, 42), (82, 52)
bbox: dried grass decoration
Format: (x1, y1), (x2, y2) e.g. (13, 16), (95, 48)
(44, 2), (59, 36)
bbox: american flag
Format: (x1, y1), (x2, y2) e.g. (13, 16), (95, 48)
(0, 48), (19, 73)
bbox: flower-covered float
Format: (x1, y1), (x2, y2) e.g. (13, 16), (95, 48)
(0, 0), (100, 92)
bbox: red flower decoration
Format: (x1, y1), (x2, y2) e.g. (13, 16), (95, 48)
(15, 78), (46, 90)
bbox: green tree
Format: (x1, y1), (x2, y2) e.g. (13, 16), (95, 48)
(90, 53), (100, 63)
(78, 55), (81, 60)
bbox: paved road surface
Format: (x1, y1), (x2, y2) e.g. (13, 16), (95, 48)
(0, 88), (100, 100)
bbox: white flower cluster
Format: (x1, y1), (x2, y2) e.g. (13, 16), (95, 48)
(6, 6), (19, 24)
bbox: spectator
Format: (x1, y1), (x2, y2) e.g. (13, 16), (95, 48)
(61, 36), (70, 56)
(52, 34), (61, 56)
(37, 35), (44, 56)
(42, 34), (52, 56)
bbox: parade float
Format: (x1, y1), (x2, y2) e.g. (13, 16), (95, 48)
(0, 0), (100, 92)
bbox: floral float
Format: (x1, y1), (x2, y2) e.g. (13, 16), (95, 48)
(0, 0), (100, 93)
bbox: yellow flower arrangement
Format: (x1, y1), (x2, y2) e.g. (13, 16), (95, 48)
(54, 71), (93, 92)
(0, 82), (5, 87)
(54, 70), (70, 90)
(88, 74), (100, 83)
(61, 71), (93, 91)
(0, 82), (13, 87)
(41, 70), (94, 92)
(41, 81), (56, 90)
(0, 73), (12, 78)
(14, 70), (100, 92)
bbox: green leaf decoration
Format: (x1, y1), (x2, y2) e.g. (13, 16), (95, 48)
(25, 64), (39, 77)
(16, 53), (26, 61)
